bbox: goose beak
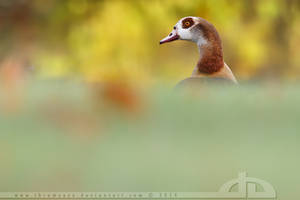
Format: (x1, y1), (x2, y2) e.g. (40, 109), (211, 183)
(160, 30), (179, 45)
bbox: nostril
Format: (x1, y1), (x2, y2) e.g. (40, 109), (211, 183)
(169, 33), (172, 36)
(173, 26), (176, 30)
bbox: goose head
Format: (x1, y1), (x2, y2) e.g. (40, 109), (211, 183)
(160, 16), (238, 84)
(160, 16), (210, 46)
(159, 16), (223, 74)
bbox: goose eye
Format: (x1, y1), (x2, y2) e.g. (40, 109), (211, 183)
(182, 18), (194, 29)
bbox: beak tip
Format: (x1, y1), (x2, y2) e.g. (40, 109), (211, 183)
(159, 34), (179, 46)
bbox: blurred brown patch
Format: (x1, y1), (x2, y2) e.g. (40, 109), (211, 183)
(0, 56), (28, 114)
(91, 81), (144, 115)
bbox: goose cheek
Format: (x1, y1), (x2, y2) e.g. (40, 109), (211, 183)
(177, 30), (192, 40)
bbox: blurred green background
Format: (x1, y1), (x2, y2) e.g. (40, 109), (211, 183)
(1, 1), (300, 200)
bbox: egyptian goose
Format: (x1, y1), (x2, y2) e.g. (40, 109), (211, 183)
(160, 17), (238, 89)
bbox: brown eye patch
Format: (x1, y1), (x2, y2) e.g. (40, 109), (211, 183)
(182, 18), (194, 29)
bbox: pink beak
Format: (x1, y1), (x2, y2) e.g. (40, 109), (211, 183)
(159, 30), (179, 44)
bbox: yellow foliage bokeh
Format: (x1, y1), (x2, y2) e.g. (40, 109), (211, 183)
(1, 0), (300, 83)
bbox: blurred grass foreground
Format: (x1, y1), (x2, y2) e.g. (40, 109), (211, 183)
(1, 0), (300, 200)
(1, 81), (300, 199)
